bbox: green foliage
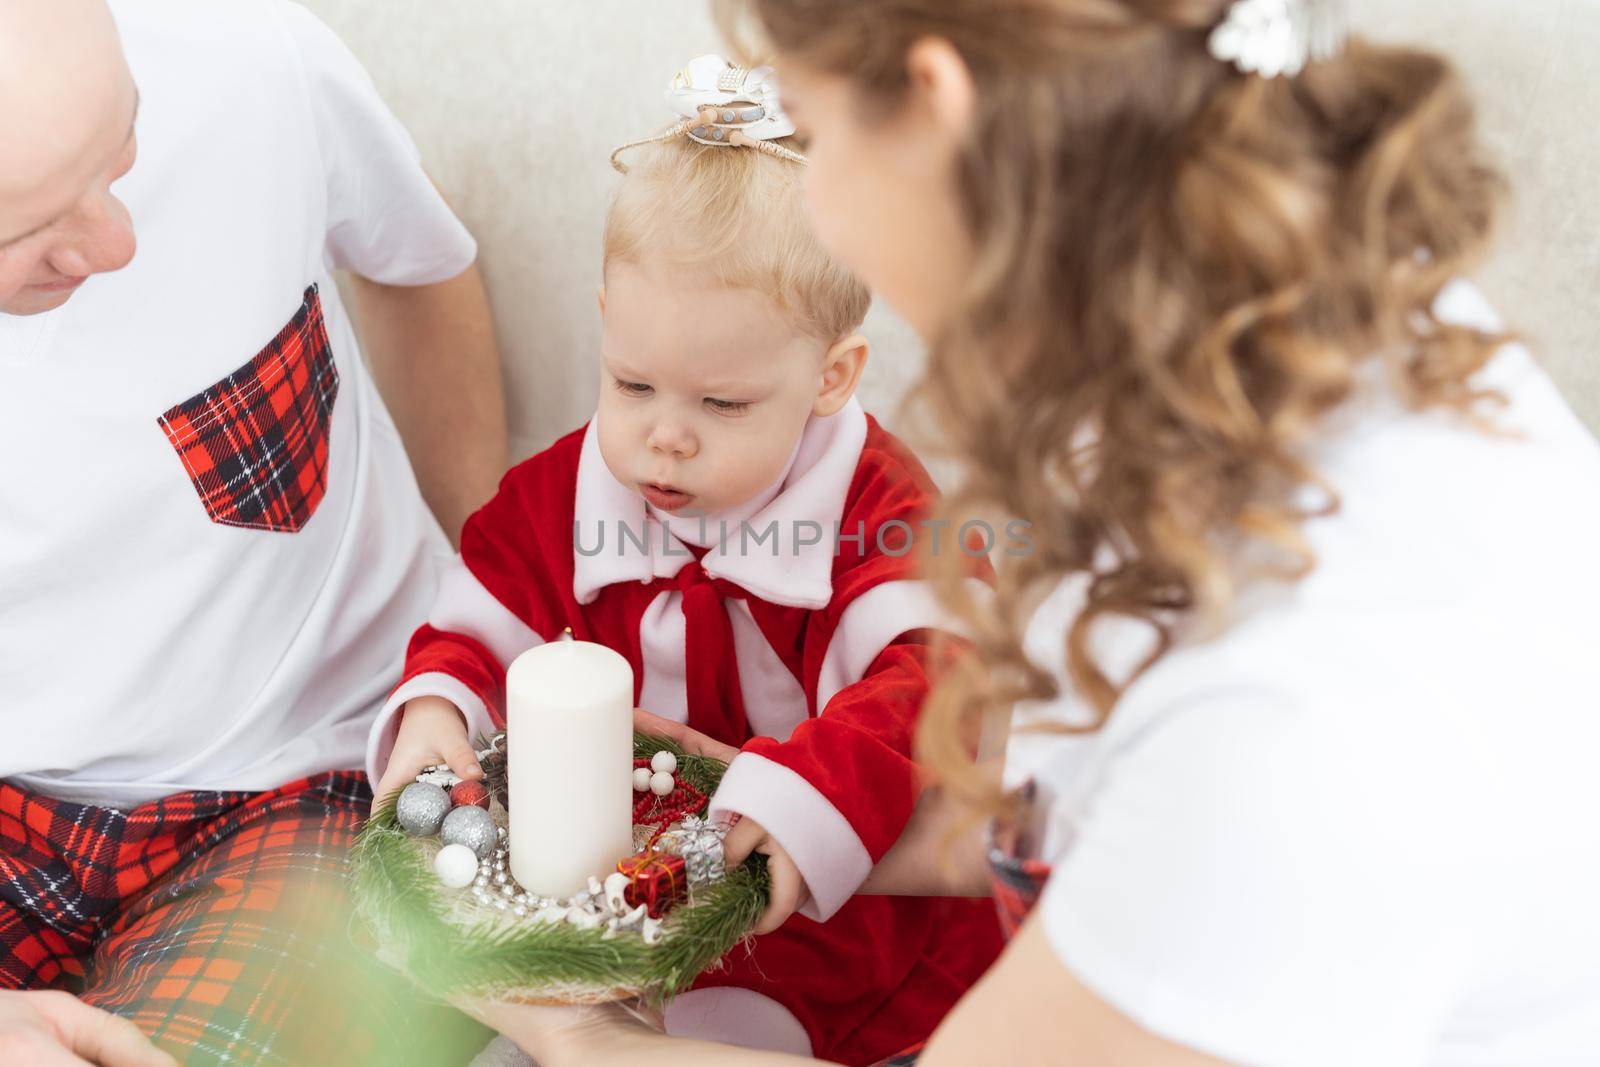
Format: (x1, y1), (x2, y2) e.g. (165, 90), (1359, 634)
(353, 733), (769, 1003)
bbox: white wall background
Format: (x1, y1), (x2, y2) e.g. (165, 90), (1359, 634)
(303, 0), (1600, 459)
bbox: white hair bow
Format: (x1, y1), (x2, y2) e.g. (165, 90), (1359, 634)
(612, 54), (807, 172)
(1208, 0), (1349, 79)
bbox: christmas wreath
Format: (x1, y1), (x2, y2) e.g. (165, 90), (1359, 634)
(352, 733), (769, 1004)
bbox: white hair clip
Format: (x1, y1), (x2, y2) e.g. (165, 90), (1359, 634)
(1207, 0), (1349, 79)
(611, 54), (807, 172)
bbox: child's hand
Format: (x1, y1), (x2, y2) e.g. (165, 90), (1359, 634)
(632, 708), (738, 762)
(370, 696), (484, 815)
(631, 712), (807, 931)
(724, 816), (810, 934)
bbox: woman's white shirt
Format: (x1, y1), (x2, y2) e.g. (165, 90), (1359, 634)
(1007, 281), (1600, 1066)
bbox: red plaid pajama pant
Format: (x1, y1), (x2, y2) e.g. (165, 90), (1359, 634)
(1, 771), (486, 1065)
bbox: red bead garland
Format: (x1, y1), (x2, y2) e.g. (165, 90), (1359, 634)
(630, 759), (705, 842)
(593, 760), (711, 919)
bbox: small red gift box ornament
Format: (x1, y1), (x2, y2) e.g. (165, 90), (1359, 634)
(617, 851), (687, 918)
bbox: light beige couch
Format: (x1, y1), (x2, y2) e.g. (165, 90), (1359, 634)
(305, 0), (1600, 457)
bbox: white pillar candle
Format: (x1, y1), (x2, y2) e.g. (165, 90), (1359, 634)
(506, 634), (635, 899)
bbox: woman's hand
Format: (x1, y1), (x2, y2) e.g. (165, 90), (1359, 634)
(369, 696), (483, 815)
(460, 997), (833, 1066)
(457, 997), (659, 1066)
(0, 990), (176, 1067)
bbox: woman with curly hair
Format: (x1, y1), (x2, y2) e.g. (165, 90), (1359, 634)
(479, 2), (1600, 1063)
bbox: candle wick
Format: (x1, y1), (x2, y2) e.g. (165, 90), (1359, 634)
(560, 627), (574, 643)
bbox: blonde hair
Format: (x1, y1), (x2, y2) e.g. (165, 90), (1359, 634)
(604, 135), (870, 342)
(722, 0), (1508, 821)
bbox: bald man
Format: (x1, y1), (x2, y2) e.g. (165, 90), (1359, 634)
(1, 0), (502, 1062)
(0, 1), (138, 314)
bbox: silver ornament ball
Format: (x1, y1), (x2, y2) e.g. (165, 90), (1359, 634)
(440, 804), (498, 859)
(396, 781), (451, 837)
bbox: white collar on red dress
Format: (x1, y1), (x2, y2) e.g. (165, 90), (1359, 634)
(571, 397), (869, 610)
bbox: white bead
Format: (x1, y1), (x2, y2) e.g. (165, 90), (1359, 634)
(433, 843), (479, 888)
(650, 750), (678, 775)
(632, 767), (652, 792)
(649, 770), (674, 796)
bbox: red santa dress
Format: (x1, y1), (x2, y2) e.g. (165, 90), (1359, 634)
(366, 397), (1003, 1064)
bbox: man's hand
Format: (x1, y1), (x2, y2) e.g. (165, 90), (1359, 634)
(370, 695), (483, 815)
(0, 990), (175, 1067)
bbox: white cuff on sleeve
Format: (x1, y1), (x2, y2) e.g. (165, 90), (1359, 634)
(708, 753), (872, 922)
(364, 672), (497, 791)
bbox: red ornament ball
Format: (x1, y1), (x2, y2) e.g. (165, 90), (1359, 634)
(450, 779), (491, 809)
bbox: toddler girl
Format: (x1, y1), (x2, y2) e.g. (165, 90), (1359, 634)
(365, 55), (1001, 1066)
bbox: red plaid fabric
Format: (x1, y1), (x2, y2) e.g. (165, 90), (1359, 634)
(988, 848), (1053, 940)
(158, 284), (339, 533)
(1, 772), (485, 1065)
(985, 780), (1053, 939)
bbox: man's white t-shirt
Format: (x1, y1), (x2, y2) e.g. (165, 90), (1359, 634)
(0, 0), (476, 806)
(1007, 282), (1600, 1065)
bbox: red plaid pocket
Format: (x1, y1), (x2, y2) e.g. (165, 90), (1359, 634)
(158, 285), (339, 533)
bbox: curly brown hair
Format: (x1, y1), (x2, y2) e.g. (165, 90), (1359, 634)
(720, 0), (1508, 819)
